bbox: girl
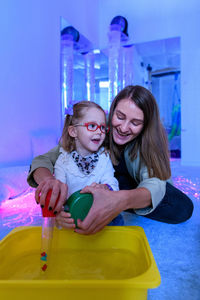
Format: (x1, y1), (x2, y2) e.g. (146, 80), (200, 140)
(52, 101), (119, 228)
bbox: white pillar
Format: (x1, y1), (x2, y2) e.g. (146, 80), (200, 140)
(83, 52), (95, 102)
(60, 34), (74, 126)
(108, 24), (122, 110)
(122, 45), (134, 87)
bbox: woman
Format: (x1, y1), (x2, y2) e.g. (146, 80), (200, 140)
(27, 86), (193, 234)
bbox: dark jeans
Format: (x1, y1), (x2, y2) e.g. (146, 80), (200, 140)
(114, 154), (194, 224)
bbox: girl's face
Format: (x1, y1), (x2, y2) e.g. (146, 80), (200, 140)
(70, 107), (106, 156)
(112, 98), (144, 146)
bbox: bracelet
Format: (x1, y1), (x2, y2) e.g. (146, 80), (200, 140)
(105, 184), (113, 191)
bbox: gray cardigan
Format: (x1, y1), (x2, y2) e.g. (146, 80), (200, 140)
(124, 144), (172, 215)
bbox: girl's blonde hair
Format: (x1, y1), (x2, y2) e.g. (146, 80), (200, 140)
(108, 85), (171, 180)
(61, 101), (106, 153)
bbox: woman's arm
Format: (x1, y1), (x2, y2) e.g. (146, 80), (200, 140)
(27, 145), (60, 187)
(124, 149), (167, 215)
(27, 145), (68, 213)
(35, 175), (68, 213)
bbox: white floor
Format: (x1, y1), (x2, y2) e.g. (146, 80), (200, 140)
(0, 159), (199, 299)
(122, 159), (200, 300)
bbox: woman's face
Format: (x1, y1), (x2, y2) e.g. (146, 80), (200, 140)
(112, 98), (144, 145)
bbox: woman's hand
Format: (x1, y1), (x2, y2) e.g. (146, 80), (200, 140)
(35, 177), (68, 213)
(55, 210), (76, 229)
(75, 187), (124, 235)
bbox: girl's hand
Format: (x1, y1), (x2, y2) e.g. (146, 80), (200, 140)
(55, 210), (76, 229)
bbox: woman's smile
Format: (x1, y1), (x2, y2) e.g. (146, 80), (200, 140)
(114, 127), (131, 139)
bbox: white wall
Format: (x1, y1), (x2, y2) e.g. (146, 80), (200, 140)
(0, 0), (99, 167)
(98, 0), (200, 166)
(0, 0), (200, 166)
(181, 23), (200, 166)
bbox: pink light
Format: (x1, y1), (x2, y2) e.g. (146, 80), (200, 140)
(0, 158), (199, 232)
(0, 189), (41, 228)
(173, 176), (200, 200)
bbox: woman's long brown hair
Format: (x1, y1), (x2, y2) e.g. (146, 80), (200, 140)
(108, 85), (171, 180)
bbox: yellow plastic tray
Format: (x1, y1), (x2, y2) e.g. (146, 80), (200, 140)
(0, 226), (160, 300)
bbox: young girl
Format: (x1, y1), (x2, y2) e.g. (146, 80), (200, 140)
(54, 101), (120, 228)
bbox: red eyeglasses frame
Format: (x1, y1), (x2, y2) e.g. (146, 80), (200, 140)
(74, 122), (110, 133)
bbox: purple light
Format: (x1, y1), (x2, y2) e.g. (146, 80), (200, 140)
(0, 190), (41, 228)
(173, 176), (200, 200)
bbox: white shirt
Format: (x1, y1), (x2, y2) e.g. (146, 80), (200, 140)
(54, 147), (119, 197)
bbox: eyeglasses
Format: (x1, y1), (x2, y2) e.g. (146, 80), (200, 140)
(74, 122), (110, 133)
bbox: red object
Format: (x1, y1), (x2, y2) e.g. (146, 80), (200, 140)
(41, 252), (46, 257)
(41, 190), (60, 218)
(41, 264), (47, 271)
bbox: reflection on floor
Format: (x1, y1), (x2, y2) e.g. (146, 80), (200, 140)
(0, 159), (199, 299)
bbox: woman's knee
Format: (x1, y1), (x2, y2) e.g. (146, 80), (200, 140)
(174, 195), (194, 224)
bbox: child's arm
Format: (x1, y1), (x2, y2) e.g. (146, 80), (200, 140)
(99, 154), (119, 191)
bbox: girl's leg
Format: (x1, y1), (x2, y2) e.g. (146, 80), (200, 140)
(144, 182), (194, 224)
